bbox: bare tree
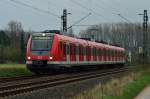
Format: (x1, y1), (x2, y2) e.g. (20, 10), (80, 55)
(79, 22), (149, 63)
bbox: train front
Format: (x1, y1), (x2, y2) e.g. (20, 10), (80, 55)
(26, 33), (54, 74)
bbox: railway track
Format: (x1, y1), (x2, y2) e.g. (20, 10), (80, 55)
(0, 67), (128, 98)
(0, 75), (43, 83)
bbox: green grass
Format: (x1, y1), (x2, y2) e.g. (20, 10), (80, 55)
(72, 65), (150, 99)
(119, 71), (150, 99)
(0, 64), (33, 77)
(101, 68), (150, 99)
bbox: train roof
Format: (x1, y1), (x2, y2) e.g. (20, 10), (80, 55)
(31, 32), (124, 51)
(56, 34), (125, 51)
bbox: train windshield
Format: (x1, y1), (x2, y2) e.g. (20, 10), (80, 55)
(31, 36), (53, 51)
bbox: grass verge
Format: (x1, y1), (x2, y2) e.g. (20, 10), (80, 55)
(120, 70), (150, 99)
(0, 64), (32, 77)
(71, 65), (150, 99)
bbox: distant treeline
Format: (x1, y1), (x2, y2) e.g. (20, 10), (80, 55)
(1, 21), (150, 64)
(79, 23), (150, 64)
(0, 21), (29, 63)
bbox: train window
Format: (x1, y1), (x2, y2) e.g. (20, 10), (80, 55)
(116, 51), (118, 57)
(63, 43), (66, 55)
(83, 47), (86, 56)
(103, 49), (105, 56)
(95, 48), (97, 56)
(86, 46), (88, 56)
(113, 50), (115, 57)
(120, 51), (122, 57)
(111, 50), (113, 56)
(76, 45), (79, 55)
(114, 50), (115, 56)
(73, 44), (76, 56)
(101, 48), (103, 56)
(60, 42), (62, 50)
(108, 49), (110, 57)
(93, 47), (95, 56)
(70, 44), (72, 55)
(79, 45), (83, 56)
(114, 50), (117, 57)
(109, 49), (111, 57)
(110, 50), (112, 57)
(96, 48), (98, 56)
(99, 49), (101, 56)
(91, 47), (93, 56)
(96, 49), (98, 56)
(70, 44), (75, 56)
(107, 49), (109, 57)
(107, 49), (109, 56)
(93, 47), (96, 56)
(66, 44), (70, 55)
(121, 51), (123, 57)
(114, 50), (116, 57)
(117, 51), (119, 57)
(120, 51), (123, 57)
(101, 49), (103, 56)
(104, 48), (106, 57)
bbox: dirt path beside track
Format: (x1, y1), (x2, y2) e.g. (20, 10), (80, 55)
(135, 85), (150, 99)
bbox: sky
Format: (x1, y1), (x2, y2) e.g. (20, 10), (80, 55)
(0, 0), (150, 34)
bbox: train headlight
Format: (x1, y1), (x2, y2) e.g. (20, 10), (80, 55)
(27, 56), (31, 60)
(49, 57), (53, 60)
(42, 33), (46, 36)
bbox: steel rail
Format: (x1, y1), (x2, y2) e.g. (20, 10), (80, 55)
(0, 67), (128, 98)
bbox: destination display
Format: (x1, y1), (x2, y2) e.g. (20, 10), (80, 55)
(32, 36), (53, 40)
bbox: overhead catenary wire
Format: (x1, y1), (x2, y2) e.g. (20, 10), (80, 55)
(73, 25), (98, 27)
(70, 0), (132, 23)
(3, 0), (135, 24)
(69, 0), (111, 21)
(67, 13), (92, 29)
(97, 0), (120, 14)
(93, 0), (133, 23)
(106, 0), (136, 20)
(10, 0), (61, 18)
(117, 14), (132, 23)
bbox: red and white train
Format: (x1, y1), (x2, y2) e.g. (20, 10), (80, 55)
(26, 31), (125, 73)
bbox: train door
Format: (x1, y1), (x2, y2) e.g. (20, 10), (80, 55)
(59, 41), (62, 61)
(121, 51), (123, 61)
(110, 49), (112, 61)
(113, 49), (115, 61)
(108, 49), (110, 61)
(70, 44), (76, 62)
(115, 50), (117, 61)
(83, 47), (86, 62)
(96, 48), (99, 62)
(70, 44), (73, 61)
(86, 46), (91, 61)
(62, 42), (67, 61)
(119, 51), (121, 61)
(76, 45), (79, 63)
(101, 48), (103, 61)
(117, 51), (119, 61)
(66, 43), (70, 64)
(73, 44), (76, 61)
(93, 47), (96, 61)
(106, 48), (108, 61)
(99, 48), (101, 61)
(118, 51), (120, 61)
(79, 45), (84, 61)
(91, 47), (93, 62)
(103, 48), (106, 61)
